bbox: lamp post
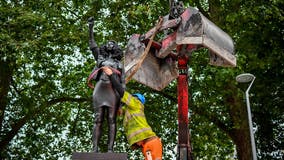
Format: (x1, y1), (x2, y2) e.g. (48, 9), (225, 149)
(236, 73), (257, 160)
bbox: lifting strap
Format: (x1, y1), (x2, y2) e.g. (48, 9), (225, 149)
(125, 17), (163, 83)
(87, 67), (121, 89)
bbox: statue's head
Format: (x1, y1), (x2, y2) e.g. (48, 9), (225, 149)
(106, 40), (116, 51)
(106, 40), (123, 60)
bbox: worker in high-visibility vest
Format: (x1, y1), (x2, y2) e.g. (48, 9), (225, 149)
(101, 66), (163, 160)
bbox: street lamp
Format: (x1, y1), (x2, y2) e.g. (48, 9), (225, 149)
(236, 73), (257, 160)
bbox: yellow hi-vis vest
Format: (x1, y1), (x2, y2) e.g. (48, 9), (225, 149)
(121, 91), (156, 146)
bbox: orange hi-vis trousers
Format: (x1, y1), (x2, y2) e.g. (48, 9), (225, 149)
(141, 136), (163, 160)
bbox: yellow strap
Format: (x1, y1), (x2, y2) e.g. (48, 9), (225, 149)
(125, 17), (163, 83)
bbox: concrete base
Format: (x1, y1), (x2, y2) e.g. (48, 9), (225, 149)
(72, 152), (128, 160)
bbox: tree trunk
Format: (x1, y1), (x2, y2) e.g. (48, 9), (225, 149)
(232, 129), (253, 160)
(0, 59), (12, 132)
(225, 83), (253, 160)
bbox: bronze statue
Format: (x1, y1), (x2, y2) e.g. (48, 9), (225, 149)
(87, 17), (125, 152)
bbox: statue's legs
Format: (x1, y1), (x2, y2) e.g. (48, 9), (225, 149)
(107, 105), (118, 152)
(93, 107), (105, 152)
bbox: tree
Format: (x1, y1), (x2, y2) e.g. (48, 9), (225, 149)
(0, 0), (283, 159)
(0, 0), (91, 159)
(188, 0), (283, 159)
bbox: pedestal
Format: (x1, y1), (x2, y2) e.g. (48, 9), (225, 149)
(72, 152), (128, 160)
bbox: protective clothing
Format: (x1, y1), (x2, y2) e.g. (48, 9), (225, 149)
(121, 91), (156, 146)
(107, 72), (163, 159)
(132, 93), (146, 104)
(142, 137), (163, 160)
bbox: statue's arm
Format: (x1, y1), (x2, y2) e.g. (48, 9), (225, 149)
(109, 74), (125, 97)
(108, 73), (141, 110)
(88, 17), (100, 60)
(118, 61), (126, 90)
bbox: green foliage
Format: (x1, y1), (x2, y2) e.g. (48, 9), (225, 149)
(0, 0), (283, 159)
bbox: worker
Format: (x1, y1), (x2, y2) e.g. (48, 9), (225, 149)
(101, 66), (163, 160)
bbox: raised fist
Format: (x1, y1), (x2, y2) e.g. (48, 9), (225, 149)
(88, 17), (94, 26)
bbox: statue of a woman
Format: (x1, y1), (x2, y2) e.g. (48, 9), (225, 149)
(88, 17), (125, 152)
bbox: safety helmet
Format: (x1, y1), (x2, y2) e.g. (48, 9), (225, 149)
(132, 93), (146, 104)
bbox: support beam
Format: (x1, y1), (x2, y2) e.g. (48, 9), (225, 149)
(177, 55), (192, 160)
